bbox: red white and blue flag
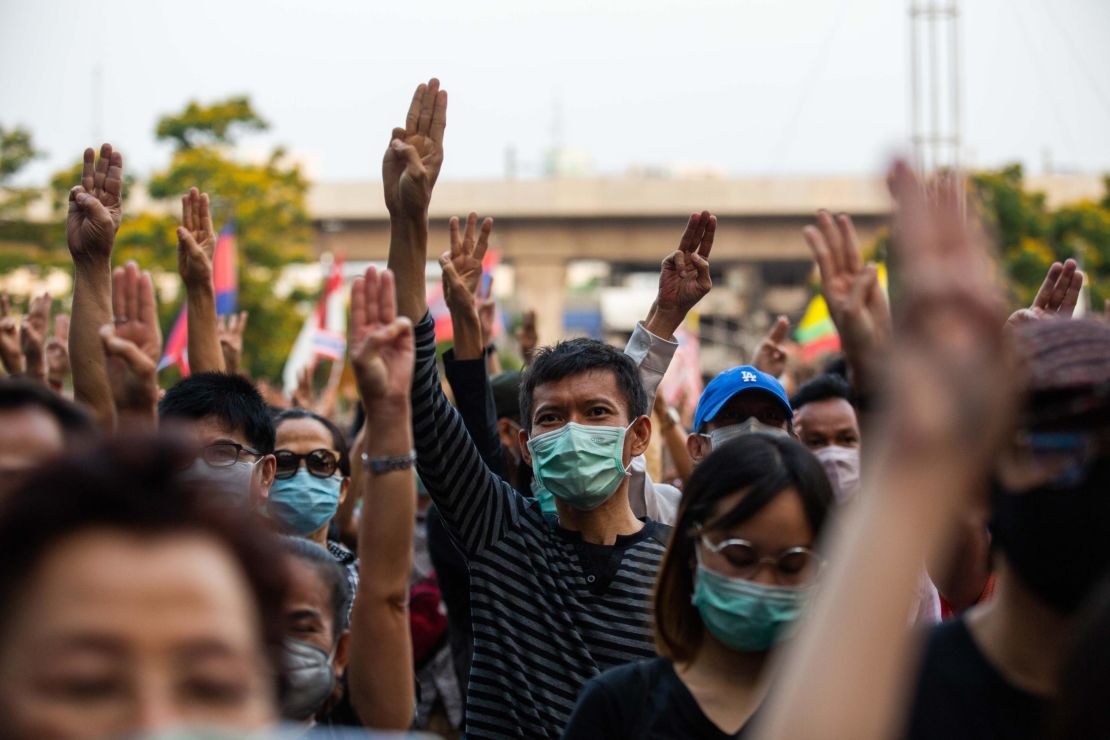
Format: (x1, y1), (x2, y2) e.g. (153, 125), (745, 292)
(282, 257), (347, 395)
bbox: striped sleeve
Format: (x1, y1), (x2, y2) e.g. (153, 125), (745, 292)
(410, 312), (522, 556)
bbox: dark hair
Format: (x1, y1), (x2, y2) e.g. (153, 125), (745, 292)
(0, 435), (288, 694)
(653, 433), (834, 662)
(159, 372), (276, 453)
(790, 373), (853, 410)
(519, 339), (647, 432)
(273, 408), (351, 477)
(0, 378), (95, 440)
(280, 536), (351, 636)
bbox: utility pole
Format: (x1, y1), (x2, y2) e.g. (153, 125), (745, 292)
(909, 1), (962, 174)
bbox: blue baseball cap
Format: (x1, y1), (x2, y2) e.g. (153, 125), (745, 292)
(694, 365), (792, 432)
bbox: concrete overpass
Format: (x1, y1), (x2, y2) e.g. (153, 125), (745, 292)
(308, 173), (1105, 354)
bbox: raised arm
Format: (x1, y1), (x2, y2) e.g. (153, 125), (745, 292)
(67, 144), (123, 427)
(19, 292), (51, 384)
(754, 163), (1014, 740)
(176, 188), (225, 374)
(802, 212), (891, 395)
(346, 266), (417, 730)
(384, 78), (446, 322)
(218, 310), (249, 376)
(752, 315), (791, 378)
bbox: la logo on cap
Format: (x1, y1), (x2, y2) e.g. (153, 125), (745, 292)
(741, 371), (758, 382)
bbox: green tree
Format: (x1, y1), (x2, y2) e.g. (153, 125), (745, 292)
(972, 164), (1110, 311)
(147, 96), (315, 381)
(0, 125), (43, 219)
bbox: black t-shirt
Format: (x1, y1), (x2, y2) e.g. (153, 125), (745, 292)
(561, 657), (755, 740)
(903, 618), (1051, 740)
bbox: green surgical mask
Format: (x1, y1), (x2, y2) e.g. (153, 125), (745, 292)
(530, 477), (558, 514)
(691, 553), (810, 652)
(527, 421), (632, 511)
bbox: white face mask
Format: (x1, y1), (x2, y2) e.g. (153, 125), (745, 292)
(704, 417), (790, 449)
(179, 458), (256, 503)
(813, 445), (861, 502)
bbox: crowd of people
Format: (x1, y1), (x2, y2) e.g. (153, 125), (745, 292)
(0, 77), (1108, 740)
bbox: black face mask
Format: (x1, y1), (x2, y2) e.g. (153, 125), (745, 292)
(991, 459), (1110, 615)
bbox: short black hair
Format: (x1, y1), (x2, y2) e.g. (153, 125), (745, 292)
(273, 408), (351, 477)
(0, 435), (288, 694)
(519, 339), (647, 432)
(791, 373), (853, 411)
(0, 378), (95, 440)
(654, 433), (834, 662)
(159, 372), (276, 453)
(280, 536), (351, 636)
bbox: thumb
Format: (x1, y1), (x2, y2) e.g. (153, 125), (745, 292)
(176, 227), (198, 251)
(75, 190), (110, 221)
(99, 325), (154, 371)
(391, 139), (424, 173)
(769, 315), (790, 343)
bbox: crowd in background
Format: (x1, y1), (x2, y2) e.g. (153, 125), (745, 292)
(1, 77), (1109, 740)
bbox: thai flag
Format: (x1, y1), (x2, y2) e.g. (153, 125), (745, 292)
(282, 257), (347, 395)
(158, 225), (239, 375)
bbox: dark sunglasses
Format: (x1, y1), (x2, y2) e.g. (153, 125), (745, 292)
(274, 449), (340, 480)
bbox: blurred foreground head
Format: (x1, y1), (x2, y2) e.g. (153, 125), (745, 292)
(0, 435), (287, 738)
(993, 318), (1110, 614)
(0, 379), (94, 500)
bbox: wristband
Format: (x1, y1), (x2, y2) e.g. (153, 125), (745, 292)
(361, 450), (417, 475)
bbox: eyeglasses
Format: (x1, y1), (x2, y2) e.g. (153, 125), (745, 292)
(200, 441), (263, 468)
(699, 534), (824, 587)
(274, 449), (340, 480)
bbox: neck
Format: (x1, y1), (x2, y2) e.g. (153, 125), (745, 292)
(680, 631), (769, 687)
(308, 522), (330, 548)
(557, 484), (643, 545)
(966, 560), (1072, 696)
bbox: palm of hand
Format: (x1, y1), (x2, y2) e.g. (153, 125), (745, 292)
(399, 135), (442, 214)
(180, 230), (215, 282)
(114, 320), (162, 365)
(105, 353), (155, 411)
(351, 327), (412, 401)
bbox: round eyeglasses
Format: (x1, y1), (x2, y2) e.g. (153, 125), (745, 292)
(699, 534), (824, 587)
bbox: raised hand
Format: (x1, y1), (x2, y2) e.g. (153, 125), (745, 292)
(1006, 258), (1084, 328)
(0, 295), (25, 375)
(883, 162), (1012, 462)
(383, 78), (447, 219)
(20, 292), (51, 381)
(46, 314), (71, 389)
(111, 262), (163, 365)
(99, 325), (158, 426)
(292, 365), (317, 409)
(659, 211), (715, 314)
(176, 187), (217, 286)
(218, 310), (249, 375)
(66, 144), (123, 263)
(753, 315), (791, 378)
(516, 309), (538, 365)
(349, 267), (415, 407)
(803, 211), (891, 384)
(442, 212), (493, 304)
(477, 277), (497, 348)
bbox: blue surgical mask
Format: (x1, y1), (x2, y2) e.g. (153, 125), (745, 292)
(691, 554), (810, 652)
(705, 417), (790, 448)
(527, 421), (632, 511)
(268, 469), (342, 536)
(530, 477), (558, 514)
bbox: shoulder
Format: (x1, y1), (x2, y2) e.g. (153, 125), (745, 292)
(640, 519), (674, 548)
(589, 656), (672, 696)
(564, 658), (670, 740)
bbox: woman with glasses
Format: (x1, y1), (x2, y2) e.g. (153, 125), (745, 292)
(270, 409), (358, 599)
(561, 433), (833, 740)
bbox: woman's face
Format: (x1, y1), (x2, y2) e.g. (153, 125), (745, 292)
(283, 555), (339, 657)
(697, 487), (819, 587)
(274, 418), (344, 481)
(0, 529), (277, 738)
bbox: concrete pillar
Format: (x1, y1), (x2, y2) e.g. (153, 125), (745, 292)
(514, 258), (567, 348)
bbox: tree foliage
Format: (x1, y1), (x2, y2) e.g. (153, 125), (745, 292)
(972, 164), (1110, 310)
(154, 96), (268, 149)
(0, 125), (43, 218)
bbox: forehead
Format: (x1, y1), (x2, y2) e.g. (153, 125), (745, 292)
(531, 369), (628, 411)
(165, 415), (252, 450)
(711, 390), (787, 421)
(276, 417), (334, 451)
(796, 398), (858, 429)
(284, 556), (335, 631)
(2, 529), (263, 663)
(705, 486), (815, 547)
(0, 407), (64, 468)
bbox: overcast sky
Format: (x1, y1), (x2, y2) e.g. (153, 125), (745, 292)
(2, 0), (1108, 186)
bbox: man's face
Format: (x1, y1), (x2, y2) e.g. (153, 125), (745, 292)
(687, 390), (791, 463)
(519, 369), (650, 469)
(0, 407), (65, 499)
(795, 398), (860, 451)
(177, 416), (276, 505)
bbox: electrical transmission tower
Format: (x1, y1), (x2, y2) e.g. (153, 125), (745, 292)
(909, 0), (963, 173)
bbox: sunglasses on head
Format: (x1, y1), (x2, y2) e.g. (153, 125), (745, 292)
(274, 449), (340, 480)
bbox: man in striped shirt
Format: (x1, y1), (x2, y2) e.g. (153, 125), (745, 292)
(379, 78), (716, 737)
